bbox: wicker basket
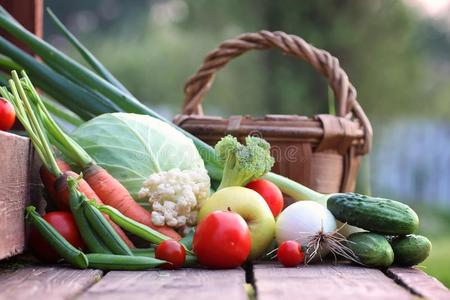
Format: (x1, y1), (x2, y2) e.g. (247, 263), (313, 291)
(174, 31), (372, 194)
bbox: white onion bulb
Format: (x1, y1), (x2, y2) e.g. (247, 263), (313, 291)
(276, 201), (337, 246)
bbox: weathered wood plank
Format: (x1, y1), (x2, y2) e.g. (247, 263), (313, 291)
(0, 131), (40, 261)
(0, 266), (102, 300)
(80, 268), (247, 300)
(387, 267), (450, 300)
(254, 263), (414, 300)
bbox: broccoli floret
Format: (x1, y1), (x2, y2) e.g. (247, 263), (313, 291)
(215, 135), (275, 190)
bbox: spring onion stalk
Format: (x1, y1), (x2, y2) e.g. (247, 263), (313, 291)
(0, 55), (21, 71)
(20, 71), (94, 167)
(46, 8), (131, 95)
(5, 72), (61, 176)
(0, 37), (116, 119)
(41, 96), (84, 128)
(0, 84), (49, 172)
(0, 11), (141, 110)
(0, 7), (339, 203)
(0, 9), (224, 179)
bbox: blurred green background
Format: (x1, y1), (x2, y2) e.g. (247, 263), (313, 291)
(44, 0), (450, 285)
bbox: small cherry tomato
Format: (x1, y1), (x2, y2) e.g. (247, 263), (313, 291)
(0, 97), (16, 131)
(193, 211), (251, 269)
(246, 179), (284, 217)
(277, 240), (304, 267)
(30, 211), (85, 263)
(155, 240), (186, 269)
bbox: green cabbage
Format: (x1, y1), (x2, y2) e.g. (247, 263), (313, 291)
(72, 113), (207, 201)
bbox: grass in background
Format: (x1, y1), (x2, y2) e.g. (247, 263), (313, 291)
(413, 205), (450, 287)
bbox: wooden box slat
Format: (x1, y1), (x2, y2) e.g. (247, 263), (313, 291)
(0, 266), (102, 300)
(79, 268), (247, 300)
(0, 0), (43, 54)
(0, 131), (40, 261)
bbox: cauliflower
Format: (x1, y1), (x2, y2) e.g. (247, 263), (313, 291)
(138, 168), (210, 231)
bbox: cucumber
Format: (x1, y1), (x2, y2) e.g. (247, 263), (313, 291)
(347, 232), (394, 268)
(327, 193), (419, 235)
(390, 235), (431, 266)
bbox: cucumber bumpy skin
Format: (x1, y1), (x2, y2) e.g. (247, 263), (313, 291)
(347, 232), (394, 268)
(390, 235), (432, 266)
(327, 193), (419, 235)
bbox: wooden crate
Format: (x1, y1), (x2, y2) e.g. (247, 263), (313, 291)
(0, 131), (41, 260)
(0, 0), (43, 54)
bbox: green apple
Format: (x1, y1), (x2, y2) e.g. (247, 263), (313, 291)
(198, 186), (275, 259)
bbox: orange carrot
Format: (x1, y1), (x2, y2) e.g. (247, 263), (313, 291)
(55, 170), (135, 248)
(6, 73), (136, 248)
(84, 165), (181, 240)
(22, 76), (180, 241)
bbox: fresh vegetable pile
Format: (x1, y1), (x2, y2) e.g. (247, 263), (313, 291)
(0, 8), (432, 271)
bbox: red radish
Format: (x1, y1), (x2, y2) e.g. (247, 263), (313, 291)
(193, 211), (251, 268)
(246, 179), (284, 217)
(155, 240), (186, 269)
(0, 97), (15, 131)
(277, 240), (304, 267)
(30, 211), (84, 263)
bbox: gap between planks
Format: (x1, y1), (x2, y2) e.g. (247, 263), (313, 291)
(386, 267), (450, 300)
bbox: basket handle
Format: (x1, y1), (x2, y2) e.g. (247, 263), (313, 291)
(182, 31), (372, 153)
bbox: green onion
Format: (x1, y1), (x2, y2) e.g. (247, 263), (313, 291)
(0, 10), (224, 180)
(46, 8), (131, 95)
(0, 36), (115, 119)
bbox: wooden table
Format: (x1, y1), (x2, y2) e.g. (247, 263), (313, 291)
(0, 262), (448, 300)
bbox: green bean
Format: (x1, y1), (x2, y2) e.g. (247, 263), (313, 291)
(86, 254), (166, 270)
(180, 228), (195, 250)
(184, 254), (198, 268)
(68, 181), (111, 254)
(26, 206), (88, 269)
(122, 248), (198, 267)
(131, 247), (156, 257)
(94, 203), (170, 244)
(82, 199), (133, 256)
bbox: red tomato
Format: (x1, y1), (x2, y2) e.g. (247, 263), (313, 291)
(193, 211), (251, 269)
(30, 211), (85, 263)
(155, 240), (186, 269)
(246, 179), (284, 217)
(277, 240), (304, 267)
(0, 98), (16, 131)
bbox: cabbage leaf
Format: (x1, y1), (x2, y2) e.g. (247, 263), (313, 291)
(72, 113), (207, 201)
